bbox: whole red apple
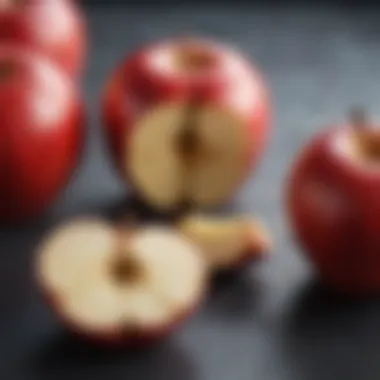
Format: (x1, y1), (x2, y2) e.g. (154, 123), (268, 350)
(0, 46), (84, 223)
(0, 0), (86, 78)
(287, 110), (380, 295)
(102, 37), (270, 212)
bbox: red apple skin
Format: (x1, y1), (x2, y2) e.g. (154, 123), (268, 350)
(101, 38), (270, 193)
(41, 286), (205, 348)
(0, 0), (86, 78)
(287, 127), (380, 295)
(0, 46), (84, 224)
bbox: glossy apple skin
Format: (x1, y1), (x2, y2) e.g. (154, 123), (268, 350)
(0, 47), (84, 224)
(287, 127), (380, 295)
(101, 39), (270, 191)
(0, 0), (86, 78)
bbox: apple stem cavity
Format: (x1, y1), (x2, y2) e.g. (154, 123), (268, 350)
(175, 40), (217, 73)
(349, 107), (368, 130)
(348, 107), (380, 162)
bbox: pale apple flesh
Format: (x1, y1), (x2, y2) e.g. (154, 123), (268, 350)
(178, 214), (272, 270)
(36, 219), (207, 344)
(127, 103), (250, 211)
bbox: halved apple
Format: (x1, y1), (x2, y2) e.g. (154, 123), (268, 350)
(36, 218), (207, 345)
(102, 37), (270, 211)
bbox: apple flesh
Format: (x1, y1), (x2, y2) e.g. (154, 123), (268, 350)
(36, 218), (207, 346)
(102, 38), (270, 211)
(178, 214), (272, 271)
(287, 111), (380, 295)
(0, 0), (86, 78)
(0, 46), (84, 223)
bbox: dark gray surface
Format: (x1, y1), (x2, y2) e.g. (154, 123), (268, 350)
(2, 5), (380, 380)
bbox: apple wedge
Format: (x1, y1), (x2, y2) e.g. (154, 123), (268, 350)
(35, 218), (207, 346)
(178, 214), (273, 271)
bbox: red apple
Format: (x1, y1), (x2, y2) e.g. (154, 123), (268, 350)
(36, 218), (207, 346)
(0, 46), (84, 223)
(0, 0), (86, 78)
(286, 109), (380, 295)
(178, 214), (272, 271)
(102, 37), (270, 212)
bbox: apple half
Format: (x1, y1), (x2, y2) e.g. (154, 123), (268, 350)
(128, 103), (253, 210)
(178, 214), (273, 271)
(36, 218), (207, 345)
(102, 38), (270, 211)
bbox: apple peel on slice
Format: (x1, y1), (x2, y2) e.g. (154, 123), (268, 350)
(35, 218), (207, 346)
(177, 214), (273, 271)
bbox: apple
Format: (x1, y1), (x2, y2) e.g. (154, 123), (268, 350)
(35, 217), (207, 346)
(0, 0), (86, 78)
(102, 37), (270, 212)
(286, 109), (380, 295)
(178, 214), (272, 271)
(0, 46), (84, 223)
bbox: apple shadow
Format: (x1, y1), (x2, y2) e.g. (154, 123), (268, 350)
(99, 194), (192, 226)
(280, 279), (380, 380)
(203, 270), (262, 320)
(15, 331), (198, 380)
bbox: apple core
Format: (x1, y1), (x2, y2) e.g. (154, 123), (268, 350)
(111, 255), (144, 285)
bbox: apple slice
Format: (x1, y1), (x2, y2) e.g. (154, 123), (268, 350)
(36, 218), (207, 345)
(128, 102), (250, 211)
(177, 214), (272, 271)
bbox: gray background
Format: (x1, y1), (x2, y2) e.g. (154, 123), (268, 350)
(2, 4), (380, 380)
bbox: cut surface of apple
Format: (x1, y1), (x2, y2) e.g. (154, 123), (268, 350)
(128, 103), (250, 211)
(36, 218), (207, 343)
(102, 37), (270, 212)
(178, 214), (272, 270)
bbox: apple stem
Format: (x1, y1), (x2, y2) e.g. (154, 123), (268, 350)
(349, 107), (367, 129)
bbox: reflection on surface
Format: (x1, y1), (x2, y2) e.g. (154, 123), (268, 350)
(281, 280), (380, 380)
(3, 328), (197, 380)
